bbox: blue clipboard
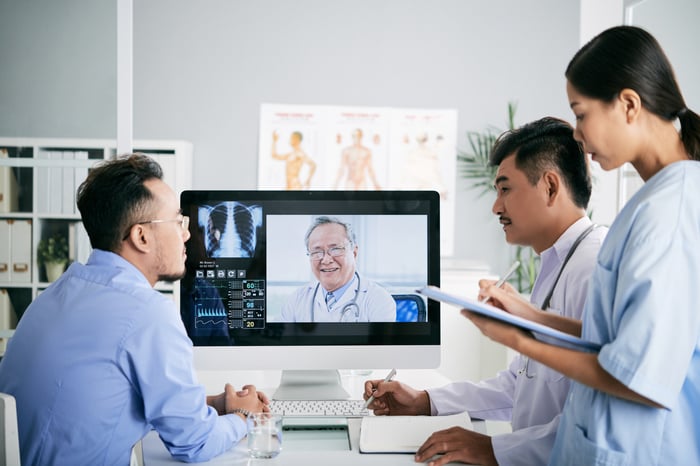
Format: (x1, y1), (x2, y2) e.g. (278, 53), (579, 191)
(417, 285), (601, 352)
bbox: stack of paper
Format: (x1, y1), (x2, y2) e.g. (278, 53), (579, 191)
(359, 413), (473, 453)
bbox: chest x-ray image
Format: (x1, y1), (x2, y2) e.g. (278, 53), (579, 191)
(198, 201), (263, 258)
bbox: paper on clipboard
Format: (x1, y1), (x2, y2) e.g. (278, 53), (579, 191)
(359, 413), (472, 454)
(417, 286), (601, 352)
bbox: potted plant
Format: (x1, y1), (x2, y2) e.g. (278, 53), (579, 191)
(457, 102), (540, 293)
(38, 234), (69, 282)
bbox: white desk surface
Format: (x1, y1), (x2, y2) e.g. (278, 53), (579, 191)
(141, 369), (487, 466)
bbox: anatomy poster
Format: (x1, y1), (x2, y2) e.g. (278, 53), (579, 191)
(258, 103), (457, 255)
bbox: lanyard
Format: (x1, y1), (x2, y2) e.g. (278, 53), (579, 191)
(540, 223), (598, 311)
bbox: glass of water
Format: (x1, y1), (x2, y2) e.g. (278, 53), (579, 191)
(247, 412), (283, 458)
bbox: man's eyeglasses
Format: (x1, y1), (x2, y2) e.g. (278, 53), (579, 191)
(122, 215), (190, 240)
(307, 245), (348, 261)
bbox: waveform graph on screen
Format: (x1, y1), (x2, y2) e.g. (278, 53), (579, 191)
(194, 300), (227, 329)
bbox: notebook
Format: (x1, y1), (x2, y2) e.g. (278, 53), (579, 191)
(359, 413), (473, 454)
(417, 285), (601, 352)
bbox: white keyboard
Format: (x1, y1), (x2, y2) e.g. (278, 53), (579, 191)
(269, 399), (370, 417)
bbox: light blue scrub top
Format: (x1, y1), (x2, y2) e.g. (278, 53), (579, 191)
(0, 250), (246, 465)
(550, 161), (700, 465)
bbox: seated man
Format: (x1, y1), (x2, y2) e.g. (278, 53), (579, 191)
(365, 117), (607, 465)
(281, 216), (395, 322)
(0, 154), (268, 465)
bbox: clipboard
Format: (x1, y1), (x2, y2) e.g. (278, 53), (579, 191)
(417, 285), (601, 352)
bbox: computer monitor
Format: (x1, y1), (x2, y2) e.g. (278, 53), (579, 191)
(179, 190), (440, 400)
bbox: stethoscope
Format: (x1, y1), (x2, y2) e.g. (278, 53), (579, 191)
(310, 272), (361, 322)
(519, 223), (599, 379)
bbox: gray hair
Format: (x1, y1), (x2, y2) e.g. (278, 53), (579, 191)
(304, 216), (356, 249)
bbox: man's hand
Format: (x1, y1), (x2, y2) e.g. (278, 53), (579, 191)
(478, 279), (542, 321)
(206, 390), (227, 416)
(207, 384), (270, 420)
(414, 426), (497, 466)
(363, 379), (430, 416)
(225, 383), (270, 420)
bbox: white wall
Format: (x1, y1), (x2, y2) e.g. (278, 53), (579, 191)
(630, 0), (700, 110)
(0, 1), (116, 137)
(0, 0), (582, 277)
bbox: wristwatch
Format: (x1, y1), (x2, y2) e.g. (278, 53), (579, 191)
(229, 408), (250, 418)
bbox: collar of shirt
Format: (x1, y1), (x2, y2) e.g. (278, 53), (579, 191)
(79, 248), (153, 290)
(322, 273), (357, 305)
(530, 216), (593, 307)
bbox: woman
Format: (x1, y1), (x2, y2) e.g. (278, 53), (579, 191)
(471, 26), (700, 465)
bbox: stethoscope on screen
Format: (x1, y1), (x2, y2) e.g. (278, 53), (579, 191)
(310, 272), (361, 322)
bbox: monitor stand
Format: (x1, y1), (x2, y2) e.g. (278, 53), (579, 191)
(272, 370), (351, 400)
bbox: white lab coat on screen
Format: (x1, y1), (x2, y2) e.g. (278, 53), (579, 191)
(280, 273), (396, 322)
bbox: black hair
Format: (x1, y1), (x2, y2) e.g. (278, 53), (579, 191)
(76, 153), (163, 252)
(489, 117), (591, 209)
(566, 25), (700, 160)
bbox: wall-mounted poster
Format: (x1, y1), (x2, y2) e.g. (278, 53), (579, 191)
(258, 103), (457, 256)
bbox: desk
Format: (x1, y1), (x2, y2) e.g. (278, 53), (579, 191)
(141, 369), (487, 466)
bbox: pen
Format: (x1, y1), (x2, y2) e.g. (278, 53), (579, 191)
(480, 260), (520, 303)
(364, 368), (397, 409)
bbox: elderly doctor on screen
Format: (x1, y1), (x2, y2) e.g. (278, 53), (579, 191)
(280, 216), (396, 322)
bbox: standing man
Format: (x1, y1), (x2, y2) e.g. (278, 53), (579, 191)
(281, 216), (395, 322)
(0, 154), (268, 465)
(364, 117), (607, 465)
(333, 128), (382, 190)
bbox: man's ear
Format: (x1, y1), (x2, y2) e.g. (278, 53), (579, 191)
(618, 88), (642, 123)
(542, 171), (560, 206)
(124, 224), (151, 254)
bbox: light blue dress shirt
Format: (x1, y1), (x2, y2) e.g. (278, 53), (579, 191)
(551, 161), (700, 465)
(0, 249), (246, 465)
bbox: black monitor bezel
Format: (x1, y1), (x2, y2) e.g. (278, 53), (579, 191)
(179, 190), (440, 347)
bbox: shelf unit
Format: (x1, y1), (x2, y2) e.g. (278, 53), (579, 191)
(0, 137), (193, 352)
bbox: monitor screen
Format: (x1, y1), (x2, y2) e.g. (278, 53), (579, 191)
(179, 190), (440, 399)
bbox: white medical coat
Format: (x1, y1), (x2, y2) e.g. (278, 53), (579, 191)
(280, 273), (396, 322)
(427, 217), (607, 466)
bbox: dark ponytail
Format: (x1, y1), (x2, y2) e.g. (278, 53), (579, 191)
(678, 108), (700, 160)
(566, 26), (700, 160)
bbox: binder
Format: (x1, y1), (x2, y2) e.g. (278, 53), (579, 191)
(48, 151), (63, 214)
(10, 220), (31, 283)
(0, 220), (10, 282)
(0, 288), (16, 356)
(36, 150), (51, 213)
(0, 219), (31, 283)
(0, 148), (19, 213)
(61, 151), (75, 214)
